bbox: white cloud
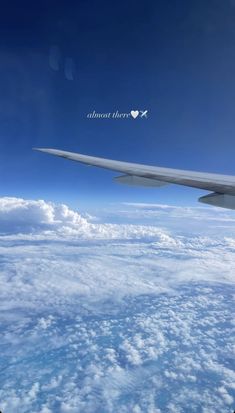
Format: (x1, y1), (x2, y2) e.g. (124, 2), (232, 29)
(114, 202), (235, 231)
(0, 197), (88, 234)
(0, 197), (234, 413)
(0, 282), (234, 412)
(0, 197), (234, 316)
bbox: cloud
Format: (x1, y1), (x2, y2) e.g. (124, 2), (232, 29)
(0, 286), (234, 413)
(0, 197), (234, 315)
(0, 197), (200, 241)
(0, 197), (235, 412)
(2, 196), (235, 241)
(97, 201), (235, 241)
(0, 197), (169, 240)
(0, 197), (88, 234)
(118, 202), (235, 225)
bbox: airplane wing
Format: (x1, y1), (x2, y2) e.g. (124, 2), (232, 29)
(34, 147), (235, 210)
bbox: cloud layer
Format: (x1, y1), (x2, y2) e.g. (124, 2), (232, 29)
(0, 197), (234, 413)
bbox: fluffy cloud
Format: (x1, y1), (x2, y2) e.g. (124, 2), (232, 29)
(0, 197), (88, 234)
(1, 196), (235, 241)
(0, 197), (181, 240)
(0, 197), (234, 312)
(0, 197), (234, 413)
(0, 286), (234, 413)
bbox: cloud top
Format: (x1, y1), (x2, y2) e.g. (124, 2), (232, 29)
(0, 197), (89, 234)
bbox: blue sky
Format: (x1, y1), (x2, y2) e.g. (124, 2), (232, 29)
(0, 0), (235, 210)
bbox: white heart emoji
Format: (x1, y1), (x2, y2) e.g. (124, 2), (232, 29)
(131, 110), (139, 119)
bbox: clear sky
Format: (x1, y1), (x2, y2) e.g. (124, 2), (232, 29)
(0, 0), (235, 209)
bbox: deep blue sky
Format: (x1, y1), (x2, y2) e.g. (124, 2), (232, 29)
(0, 0), (235, 209)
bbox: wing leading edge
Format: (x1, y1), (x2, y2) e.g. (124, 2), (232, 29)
(34, 148), (235, 210)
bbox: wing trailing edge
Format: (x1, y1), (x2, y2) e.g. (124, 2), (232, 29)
(114, 175), (169, 187)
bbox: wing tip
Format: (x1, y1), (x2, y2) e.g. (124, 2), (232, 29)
(33, 147), (52, 151)
(33, 147), (60, 155)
